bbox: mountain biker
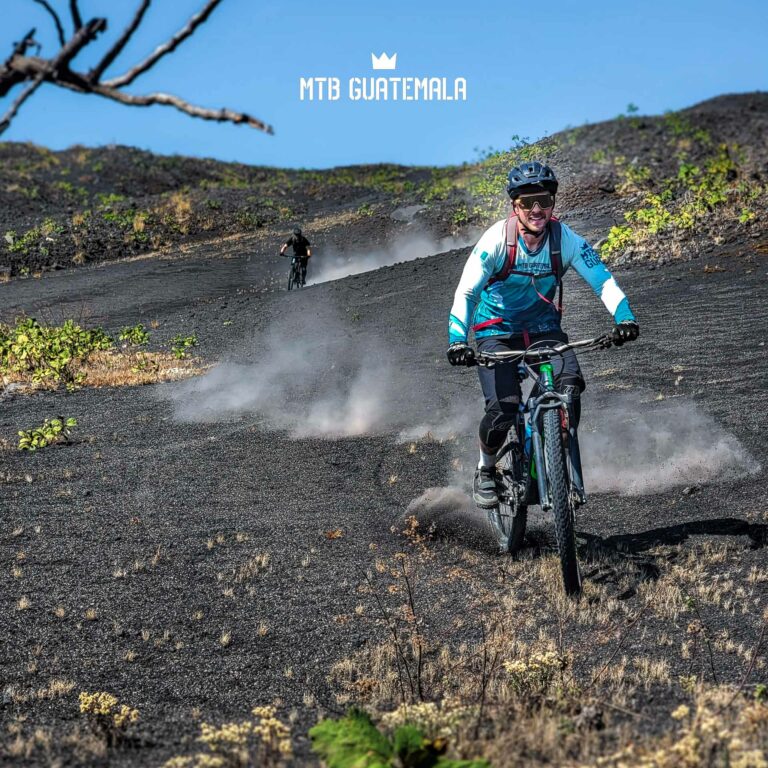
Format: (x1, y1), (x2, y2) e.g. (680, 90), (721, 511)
(280, 227), (312, 284)
(447, 161), (639, 508)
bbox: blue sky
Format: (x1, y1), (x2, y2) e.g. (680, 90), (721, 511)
(2, 0), (766, 168)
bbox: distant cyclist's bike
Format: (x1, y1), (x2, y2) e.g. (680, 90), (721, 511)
(287, 255), (305, 290)
(471, 334), (615, 596)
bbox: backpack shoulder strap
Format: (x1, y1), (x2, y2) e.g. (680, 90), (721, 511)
(549, 218), (564, 312)
(549, 218), (562, 279)
(488, 213), (518, 284)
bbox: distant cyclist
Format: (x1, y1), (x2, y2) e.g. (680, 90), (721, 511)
(280, 227), (312, 285)
(447, 161), (639, 507)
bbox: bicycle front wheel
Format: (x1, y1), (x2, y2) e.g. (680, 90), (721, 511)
(288, 268), (295, 290)
(543, 408), (581, 596)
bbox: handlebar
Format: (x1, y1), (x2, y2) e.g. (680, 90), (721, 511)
(472, 334), (614, 367)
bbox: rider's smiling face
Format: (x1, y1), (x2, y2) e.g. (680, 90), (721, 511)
(513, 192), (555, 235)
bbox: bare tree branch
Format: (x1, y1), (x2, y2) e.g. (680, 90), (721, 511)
(0, 31), (36, 98)
(51, 17), (107, 74)
(88, 0), (151, 83)
(91, 84), (274, 133)
(103, 0), (222, 88)
(0, 2), (273, 136)
(31, 0), (65, 46)
(69, 0), (83, 31)
(2, 28), (38, 77)
(0, 72), (46, 132)
(0, 19), (106, 135)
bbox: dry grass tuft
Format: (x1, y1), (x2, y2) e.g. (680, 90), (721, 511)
(78, 349), (204, 388)
(321, 523), (768, 766)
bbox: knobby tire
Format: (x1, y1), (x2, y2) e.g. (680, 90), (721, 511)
(543, 408), (581, 596)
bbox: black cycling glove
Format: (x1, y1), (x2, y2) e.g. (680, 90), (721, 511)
(612, 321), (640, 347)
(447, 342), (475, 366)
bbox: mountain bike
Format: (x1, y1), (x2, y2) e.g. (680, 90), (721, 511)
(287, 255), (305, 290)
(472, 334), (615, 596)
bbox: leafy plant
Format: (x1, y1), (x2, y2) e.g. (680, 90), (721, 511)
(618, 163), (652, 193)
(310, 709), (489, 768)
(4, 218), (64, 256)
(130, 352), (159, 374)
(452, 204), (470, 227)
(171, 334), (197, 359)
(601, 143), (761, 259)
(601, 225), (634, 258)
(357, 202), (374, 216)
(18, 416), (77, 451)
(119, 324), (150, 346)
(739, 207), (756, 224)
(0, 317), (113, 388)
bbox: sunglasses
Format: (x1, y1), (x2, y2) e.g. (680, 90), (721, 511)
(515, 192), (555, 210)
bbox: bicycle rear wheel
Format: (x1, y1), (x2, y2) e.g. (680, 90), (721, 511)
(543, 408), (581, 596)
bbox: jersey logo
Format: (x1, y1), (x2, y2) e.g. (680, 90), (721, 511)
(581, 242), (603, 269)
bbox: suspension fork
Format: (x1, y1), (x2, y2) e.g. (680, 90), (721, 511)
(528, 363), (556, 511)
(568, 423), (586, 503)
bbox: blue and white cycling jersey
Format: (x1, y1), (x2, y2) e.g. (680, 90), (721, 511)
(448, 219), (636, 344)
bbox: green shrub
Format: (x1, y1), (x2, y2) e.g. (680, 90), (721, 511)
(18, 417), (77, 451)
(600, 225), (634, 259)
(619, 164), (652, 192)
(171, 334), (197, 359)
(4, 218), (64, 256)
(739, 207), (756, 224)
(119, 324), (150, 346)
(452, 204), (469, 226)
(310, 709), (489, 768)
(604, 143), (760, 258)
(0, 317), (113, 388)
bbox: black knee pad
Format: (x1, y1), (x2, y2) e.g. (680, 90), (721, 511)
(480, 398), (519, 451)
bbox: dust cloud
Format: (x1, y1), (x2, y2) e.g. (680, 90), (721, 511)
(404, 394), (760, 536)
(403, 486), (488, 543)
(166, 332), (395, 438)
(581, 395), (760, 495)
(307, 230), (477, 285)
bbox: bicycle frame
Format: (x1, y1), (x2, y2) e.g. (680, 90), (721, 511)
(523, 362), (585, 512)
(469, 334), (616, 591)
(477, 335), (609, 514)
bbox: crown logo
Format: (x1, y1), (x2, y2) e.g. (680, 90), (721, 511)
(371, 52), (397, 70)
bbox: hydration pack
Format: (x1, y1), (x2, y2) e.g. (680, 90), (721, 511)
(489, 213), (563, 312)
